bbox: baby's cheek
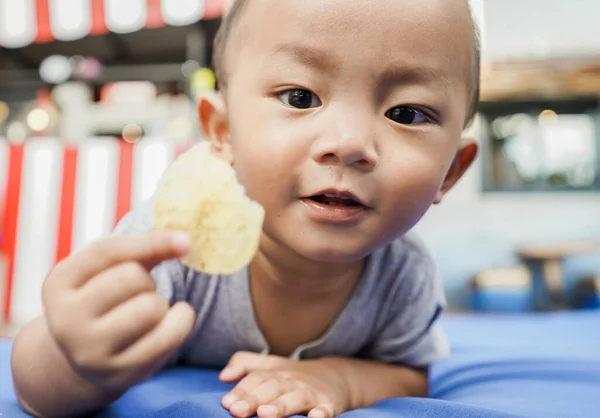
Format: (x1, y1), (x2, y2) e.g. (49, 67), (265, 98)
(385, 162), (443, 213)
(235, 158), (288, 209)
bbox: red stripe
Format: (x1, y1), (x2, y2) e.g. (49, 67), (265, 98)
(203, 0), (224, 19)
(146, 0), (165, 28)
(2, 145), (24, 322)
(35, 0), (54, 43)
(55, 147), (78, 263)
(90, 0), (108, 35)
(114, 140), (134, 225)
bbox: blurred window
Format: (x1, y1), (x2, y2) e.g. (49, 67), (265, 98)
(480, 98), (600, 192)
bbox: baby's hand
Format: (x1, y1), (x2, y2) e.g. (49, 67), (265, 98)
(42, 231), (196, 392)
(219, 352), (351, 418)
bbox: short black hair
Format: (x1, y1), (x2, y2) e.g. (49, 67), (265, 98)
(212, 0), (250, 88)
(212, 0), (480, 125)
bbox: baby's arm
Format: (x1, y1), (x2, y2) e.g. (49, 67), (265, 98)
(343, 238), (449, 405)
(11, 232), (195, 417)
(12, 316), (124, 417)
(323, 357), (429, 407)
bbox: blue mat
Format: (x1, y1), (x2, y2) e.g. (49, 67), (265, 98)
(2, 311), (600, 417)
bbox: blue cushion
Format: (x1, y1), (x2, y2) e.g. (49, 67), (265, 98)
(3, 310), (600, 417)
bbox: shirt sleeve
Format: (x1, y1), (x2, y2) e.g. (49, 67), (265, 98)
(361, 234), (450, 368)
(111, 198), (188, 304)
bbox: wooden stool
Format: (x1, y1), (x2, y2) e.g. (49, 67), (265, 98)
(470, 267), (533, 312)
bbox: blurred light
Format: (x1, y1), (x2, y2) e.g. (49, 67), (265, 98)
(40, 55), (72, 84)
(162, 0), (205, 26)
(182, 60), (200, 78)
(102, 82), (156, 105)
(7, 121), (28, 143)
(491, 117), (508, 138)
(539, 109), (558, 119)
(0, 101), (9, 125)
(105, 0), (146, 34)
(190, 68), (216, 98)
(52, 82), (93, 106)
(27, 109), (51, 132)
(74, 57), (103, 80)
(122, 124), (143, 143)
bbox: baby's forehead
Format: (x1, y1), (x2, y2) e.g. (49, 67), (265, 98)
(228, 0), (473, 77)
(231, 1), (471, 53)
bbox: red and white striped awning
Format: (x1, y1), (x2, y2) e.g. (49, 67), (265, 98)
(0, 137), (194, 324)
(0, 0), (225, 49)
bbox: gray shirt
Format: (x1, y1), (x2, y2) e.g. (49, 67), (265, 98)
(113, 198), (450, 369)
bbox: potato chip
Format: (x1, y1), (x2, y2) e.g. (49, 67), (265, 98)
(154, 142), (264, 274)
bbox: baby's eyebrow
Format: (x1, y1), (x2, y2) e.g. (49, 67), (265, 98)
(268, 43), (339, 74)
(378, 65), (451, 91)
(374, 65), (451, 104)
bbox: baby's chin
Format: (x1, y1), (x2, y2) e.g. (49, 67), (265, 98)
(285, 235), (384, 266)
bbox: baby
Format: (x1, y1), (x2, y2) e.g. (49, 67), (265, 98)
(11, 0), (480, 417)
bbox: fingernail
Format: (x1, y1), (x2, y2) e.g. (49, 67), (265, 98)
(222, 393), (238, 407)
(231, 400), (250, 416)
(171, 232), (192, 252)
(308, 409), (326, 418)
(258, 405), (278, 417)
(220, 367), (236, 380)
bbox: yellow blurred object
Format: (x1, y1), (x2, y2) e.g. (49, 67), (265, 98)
(191, 68), (216, 98)
(122, 124), (143, 143)
(0, 101), (9, 125)
(539, 109), (558, 119)
(26, 108), (50, 132)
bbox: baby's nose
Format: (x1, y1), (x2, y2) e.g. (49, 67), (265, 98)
(313, 129), (378, 171)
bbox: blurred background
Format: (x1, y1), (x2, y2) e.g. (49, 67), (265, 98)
(0, 0), (599, 331)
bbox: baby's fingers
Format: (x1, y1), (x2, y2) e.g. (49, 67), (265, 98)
(116, 301), (195, 369)
(225, 374), (294, 417)
(257, 389), (330, 418)
(308, 404), (337, 418)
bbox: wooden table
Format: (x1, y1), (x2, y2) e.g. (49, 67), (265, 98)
(517, 239), (597, 308)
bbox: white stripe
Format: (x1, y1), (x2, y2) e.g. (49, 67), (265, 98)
(0, 0), (37, 48)
(49, 0), (92, 42)
(131, 138), (174, 209)
(11, 139), (62, 326)
(161, 0), (205, 26)
(105, 0), (147, 34)
(71, 138), (119, 252)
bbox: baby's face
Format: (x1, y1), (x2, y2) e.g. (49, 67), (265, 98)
(213, 0), (475, 263)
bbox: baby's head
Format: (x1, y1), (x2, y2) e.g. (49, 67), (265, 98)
(199, 0), (480, 264)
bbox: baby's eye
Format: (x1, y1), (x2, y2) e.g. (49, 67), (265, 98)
(279, 89), (322, 109)
(385, 106), (430, 125)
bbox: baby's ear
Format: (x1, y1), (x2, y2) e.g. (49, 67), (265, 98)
(434, 138), (478, 204)
(197, 92), (233, 164)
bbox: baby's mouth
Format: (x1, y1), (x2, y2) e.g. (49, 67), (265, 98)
(307, 193), (364, 207)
